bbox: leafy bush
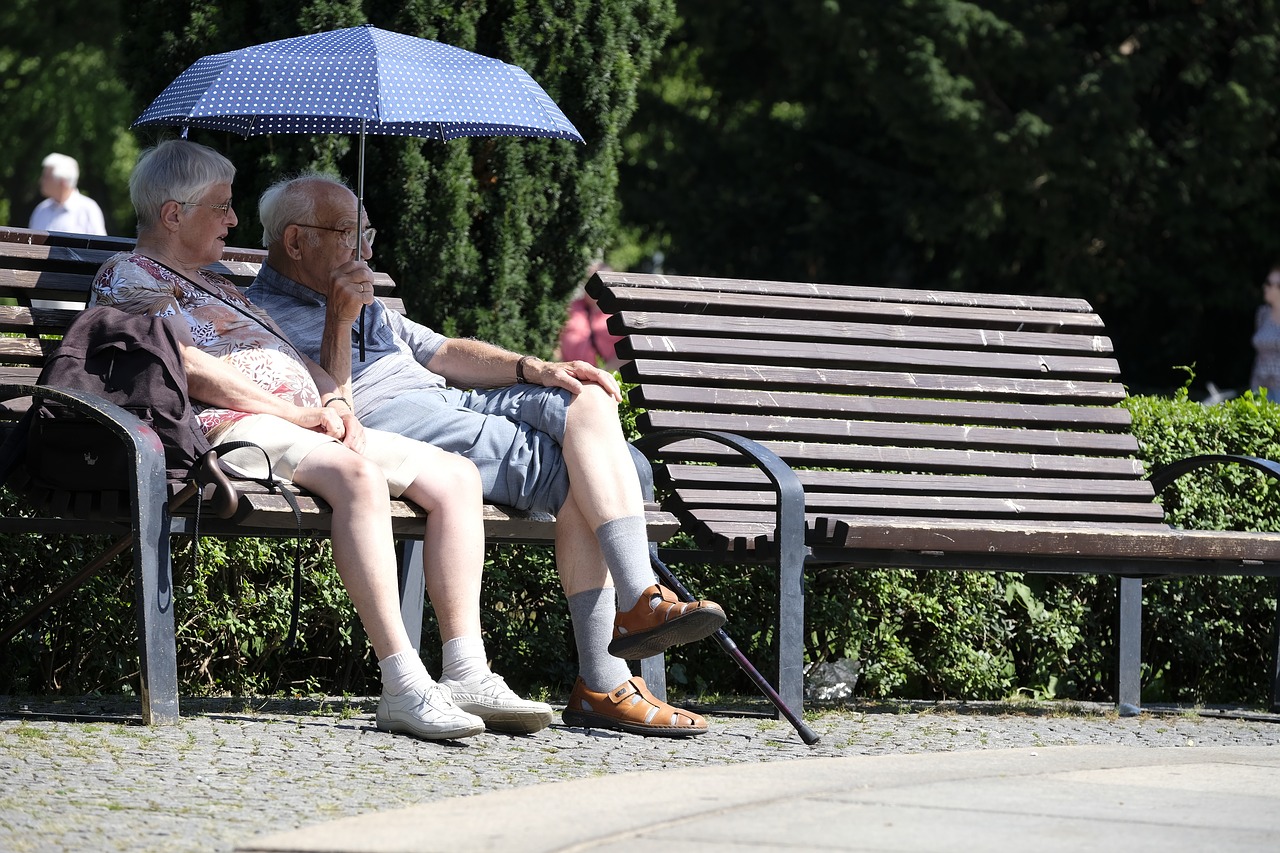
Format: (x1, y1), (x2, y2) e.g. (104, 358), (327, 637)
(3, 388), (1278, 706)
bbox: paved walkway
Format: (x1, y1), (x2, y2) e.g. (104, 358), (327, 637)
(3, 695), (1279, 852)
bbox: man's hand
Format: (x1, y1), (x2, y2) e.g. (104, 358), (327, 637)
(334, 409), (366, 452)
(328, 259), (376, 324)
(528, 358), (623, 402)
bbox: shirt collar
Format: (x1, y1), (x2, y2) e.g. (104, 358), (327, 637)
(256, 262), (325, 306)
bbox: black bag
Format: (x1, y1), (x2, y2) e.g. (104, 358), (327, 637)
(25, 305), (211, 489)
(7, 304), (308, 647)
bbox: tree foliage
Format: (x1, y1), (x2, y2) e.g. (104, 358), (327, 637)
(622, 2), (1280, 392)
(0, 0), (139, 232)
(119, 0), (675, 353)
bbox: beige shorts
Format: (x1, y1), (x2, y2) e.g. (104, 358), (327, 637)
(210, 415), (426, 498)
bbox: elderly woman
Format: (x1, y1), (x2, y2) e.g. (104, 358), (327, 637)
(92, 139), (552, 740)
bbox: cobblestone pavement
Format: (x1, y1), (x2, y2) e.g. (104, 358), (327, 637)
(2, 694), (1278, 853)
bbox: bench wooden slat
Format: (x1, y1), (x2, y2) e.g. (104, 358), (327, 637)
(634, 385), (1135, 430)
(622, 334), (1121, 379)
(614, 311), (1115, 356)
(595, 271), (1097, 313)
(629, 359), (1130, 403)
(642, 410), (1142, 456)
(650, 436), (1149, 478)
(827, 518), (1280, 564)
(598, 285), (1107, 333)
(673, 488), (1167, 524)
(665, 465), (1159, 500)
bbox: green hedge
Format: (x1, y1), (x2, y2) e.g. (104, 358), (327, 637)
(2, 389), (1278, 705)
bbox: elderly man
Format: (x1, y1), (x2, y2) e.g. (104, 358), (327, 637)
(29, 153), (106, 235)
(248, 174), (726, 737)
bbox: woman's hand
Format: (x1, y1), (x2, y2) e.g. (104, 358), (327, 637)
(289, 405), (345, 439)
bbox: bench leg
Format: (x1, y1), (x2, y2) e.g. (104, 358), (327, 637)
(396, 539), (427, 654)
(1271, 577), (1280, 714)
(1117, 575), (1142, 717)
(640, 654), (667, 698)
(135, 476), (178, 725)
(778, 542), (805, 717)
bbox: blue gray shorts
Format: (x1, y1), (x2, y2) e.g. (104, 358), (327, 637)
(362, 384), (574, 514)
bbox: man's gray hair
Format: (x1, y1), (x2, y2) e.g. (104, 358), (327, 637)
(129, 139), (236, 231)
(42, 153), (80, 186)
(259, 173), (352, 248)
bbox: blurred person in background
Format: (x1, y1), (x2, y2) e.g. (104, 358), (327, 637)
(1250, 263), (1280, 396)
(553, 262), (625, 372)
(29, 153), (106, 236)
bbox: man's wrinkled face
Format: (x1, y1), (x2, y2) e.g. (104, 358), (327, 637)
(292, 184), (373, 295)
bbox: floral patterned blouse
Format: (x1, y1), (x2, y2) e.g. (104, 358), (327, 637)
(92, 252), (322, 438)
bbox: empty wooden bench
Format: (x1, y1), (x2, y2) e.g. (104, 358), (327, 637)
(590, 269), (1280, 716)
(0, 227), (679, 724)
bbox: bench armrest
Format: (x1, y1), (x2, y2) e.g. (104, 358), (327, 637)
(631, 428), (807, 563)
(1148, 453), (1280, 494)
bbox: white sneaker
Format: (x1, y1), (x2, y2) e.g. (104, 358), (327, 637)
(376, 683), (486, 741)
(439, 672), (554, 734)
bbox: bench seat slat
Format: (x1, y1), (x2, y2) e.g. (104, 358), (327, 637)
(826, 518), (1280, 564)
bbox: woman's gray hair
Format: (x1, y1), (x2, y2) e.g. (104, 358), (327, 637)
(129, 139), (236, 231)
(259, 172), (351, 248)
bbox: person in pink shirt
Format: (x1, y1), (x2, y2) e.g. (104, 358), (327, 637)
(555, 263), (625, 372)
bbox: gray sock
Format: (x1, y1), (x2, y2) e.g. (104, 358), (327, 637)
(596, 515), (657, 612)
(568, 588), (633, 692)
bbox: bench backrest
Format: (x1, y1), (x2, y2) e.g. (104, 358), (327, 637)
(0, 227), (400, 387)
(590, 270), (1166, 557)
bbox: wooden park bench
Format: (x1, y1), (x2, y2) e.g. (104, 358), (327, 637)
(0, 227), (683, 726)
(589, 268), (1280, 717)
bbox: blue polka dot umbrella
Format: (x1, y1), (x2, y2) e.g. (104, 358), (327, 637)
(131, 24), (583, 143)
(132, 24), (584, 356)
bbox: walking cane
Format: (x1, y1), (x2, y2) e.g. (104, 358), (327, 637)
(649, 543), (820, 745)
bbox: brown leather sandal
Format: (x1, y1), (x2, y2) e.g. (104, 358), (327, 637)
(561, 676), (707, 737)
(609, 584), (727, 659)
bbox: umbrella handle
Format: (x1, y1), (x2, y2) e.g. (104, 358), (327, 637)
(356, 120), (367, 362)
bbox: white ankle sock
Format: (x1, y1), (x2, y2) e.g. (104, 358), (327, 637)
(378, 649), (434, 695)
(440, 635), (491, 685)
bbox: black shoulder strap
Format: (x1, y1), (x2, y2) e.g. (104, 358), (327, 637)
(189, 440), (306, 651)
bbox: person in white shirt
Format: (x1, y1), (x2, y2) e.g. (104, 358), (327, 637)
(29, 153), (107, 235)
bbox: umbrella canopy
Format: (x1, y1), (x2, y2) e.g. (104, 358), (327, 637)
(132, 24), (583, 360)
(132, 24), (583, 143)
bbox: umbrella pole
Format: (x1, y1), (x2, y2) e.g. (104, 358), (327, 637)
(357, 120), (367, 360)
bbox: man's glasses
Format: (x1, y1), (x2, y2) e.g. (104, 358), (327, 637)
(297, 223), (377, 249)
(180, 199), (234, 214)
